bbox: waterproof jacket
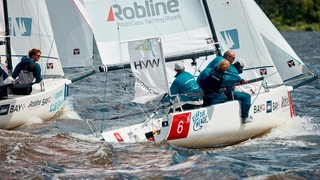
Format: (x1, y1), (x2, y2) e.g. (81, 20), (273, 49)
(0, 67), (8, 80)
(206, 56), (224, 69)
(197, 67), (241, 95)
(167, 71), (203, 102)
(206, 56), (242, 94)
(197, 68), (223, 94)
(12, 56), (42, 83)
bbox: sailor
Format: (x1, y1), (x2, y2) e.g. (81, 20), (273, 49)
(197, 59), (238, 106)
(10, 49), (42, 95)
(12, 48), (42, 84)
(206, 50), (252, 124)
(233, 58), (246, 74)
(166, 61), (203, 111)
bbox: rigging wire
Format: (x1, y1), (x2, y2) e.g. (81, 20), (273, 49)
(99, 71), (109, 132)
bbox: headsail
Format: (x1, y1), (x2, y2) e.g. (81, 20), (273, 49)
(46, 0), (94, 68)
(129, 38), (169, 104)
(205, 0), (317, 87)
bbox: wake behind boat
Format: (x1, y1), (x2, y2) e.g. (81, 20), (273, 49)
(0, 0), (94, 129)
(83, 0), (317, 148)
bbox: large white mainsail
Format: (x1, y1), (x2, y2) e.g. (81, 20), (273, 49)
(82, 0), (213, 68)
(0, 0), (64, 76)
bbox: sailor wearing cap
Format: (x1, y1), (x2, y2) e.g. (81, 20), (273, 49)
(166, 61), (203, 112)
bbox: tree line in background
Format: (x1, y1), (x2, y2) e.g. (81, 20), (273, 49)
(255, 0), (320, 31)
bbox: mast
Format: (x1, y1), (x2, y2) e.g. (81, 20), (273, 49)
(2, 0), (12, 73)
(202, 0), (222, 56)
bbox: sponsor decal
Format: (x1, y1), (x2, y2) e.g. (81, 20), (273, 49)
(167, 112), (191, 140)
(136, 77), (160, 95)
(10, 17), (32, 36)
(287, 60), (295, 67)
(281, 96), (289, 108)
(220, 29), (240, 50)
(10, 104), (26, 113)
(50, 89), (64, 112)
(113, 132), (124, 142)
(133, 58), (160, 69)
(47, 63), (54, 69)
(266, 100), (272, 113)
(107, 0), (179, 21)
(260, 68), (267, 76)
(205, 37), (213, 44)
(192, 110), (208, 131)
(41, 97), (51, 106)
(73, 48), (80, 55)
(28, 97), (51, 108)
(28, 99), (41, 108)
(0, 104), (10, 116)
(106, 0), (181, 27)
(253, 104), (265, 113)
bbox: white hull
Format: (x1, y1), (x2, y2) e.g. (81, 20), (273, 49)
(99, 85), (295, 148)
(0, 78), (71, 129)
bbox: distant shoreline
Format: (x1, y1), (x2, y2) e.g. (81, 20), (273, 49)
(276, 23), (320, 32)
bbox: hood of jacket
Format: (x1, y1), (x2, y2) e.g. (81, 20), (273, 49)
(20, 56), (35, 63)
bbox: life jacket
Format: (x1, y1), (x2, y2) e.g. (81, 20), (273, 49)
(201, 69), (224, 94)
(15, 62), (36, 84)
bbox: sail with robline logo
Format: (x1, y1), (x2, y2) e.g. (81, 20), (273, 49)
(82, 0), (213, 68)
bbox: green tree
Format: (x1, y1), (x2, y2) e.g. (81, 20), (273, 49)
(256, 0), (320, 31)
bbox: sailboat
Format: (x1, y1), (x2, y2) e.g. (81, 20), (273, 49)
(0, 0), (94, 129)
(83, 0), (317, 148)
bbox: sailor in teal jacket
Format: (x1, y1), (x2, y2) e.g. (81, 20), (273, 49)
(206, 55), (224, 69)
(198, 59), (241, 106)
(166, 62), (203, 111)
(207, 51), (246, 96)
(207, 50), (251, 122)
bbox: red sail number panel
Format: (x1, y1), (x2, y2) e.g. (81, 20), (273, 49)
(167, 112), (191, 140)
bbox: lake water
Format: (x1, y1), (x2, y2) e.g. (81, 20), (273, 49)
(0, 32), (319, 179)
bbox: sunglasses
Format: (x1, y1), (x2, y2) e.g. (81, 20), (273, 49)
(228, 55), (235, 60)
